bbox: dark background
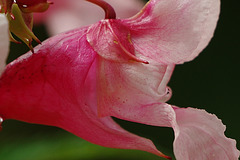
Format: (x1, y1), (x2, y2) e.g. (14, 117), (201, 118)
(0, 0), (239, 159)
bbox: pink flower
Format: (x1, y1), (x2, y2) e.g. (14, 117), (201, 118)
(33, 0), (144, 35)
(0, 0), (239, 159)
(0, 14), (9, 74)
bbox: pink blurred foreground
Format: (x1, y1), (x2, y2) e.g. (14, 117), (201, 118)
(34, 0), (144, 35)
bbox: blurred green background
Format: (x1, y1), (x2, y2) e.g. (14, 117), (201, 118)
(0, 0), (239, 160)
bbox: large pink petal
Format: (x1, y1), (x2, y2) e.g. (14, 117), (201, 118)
(0, 14), (9, 74)
(121, 0), (220, 64)
(0, 27), (169, 159)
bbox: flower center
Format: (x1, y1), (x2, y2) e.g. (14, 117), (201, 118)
(86, 0), (116, 19)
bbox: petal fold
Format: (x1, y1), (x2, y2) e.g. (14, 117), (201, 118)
(121, 0), (220, 64)
(96, 57), (174, 117)
(87, 20), (148, 63)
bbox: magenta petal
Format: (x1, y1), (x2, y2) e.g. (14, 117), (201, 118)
(121, 0), (220, 64)
(173, 107), (240, 160)
(0, 27), (169, 158)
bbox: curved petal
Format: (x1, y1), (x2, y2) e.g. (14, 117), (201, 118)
(0, 27), (168, 159)
(0, 14), (9, 74)
(100, 100), (239, 159)
(173, 107), (240, 160)
(121, 0), (220, 64)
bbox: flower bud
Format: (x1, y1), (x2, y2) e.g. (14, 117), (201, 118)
(7, 4), (40, 51)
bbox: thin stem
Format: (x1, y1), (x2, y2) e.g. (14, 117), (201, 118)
(86, 0), (116, 19)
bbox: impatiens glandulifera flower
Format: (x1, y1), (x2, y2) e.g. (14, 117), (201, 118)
(0, 13), (9, 74)
(33, 0), (144, 35)
(0, 0), (52, 51)
(0, 0), (239, 160)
